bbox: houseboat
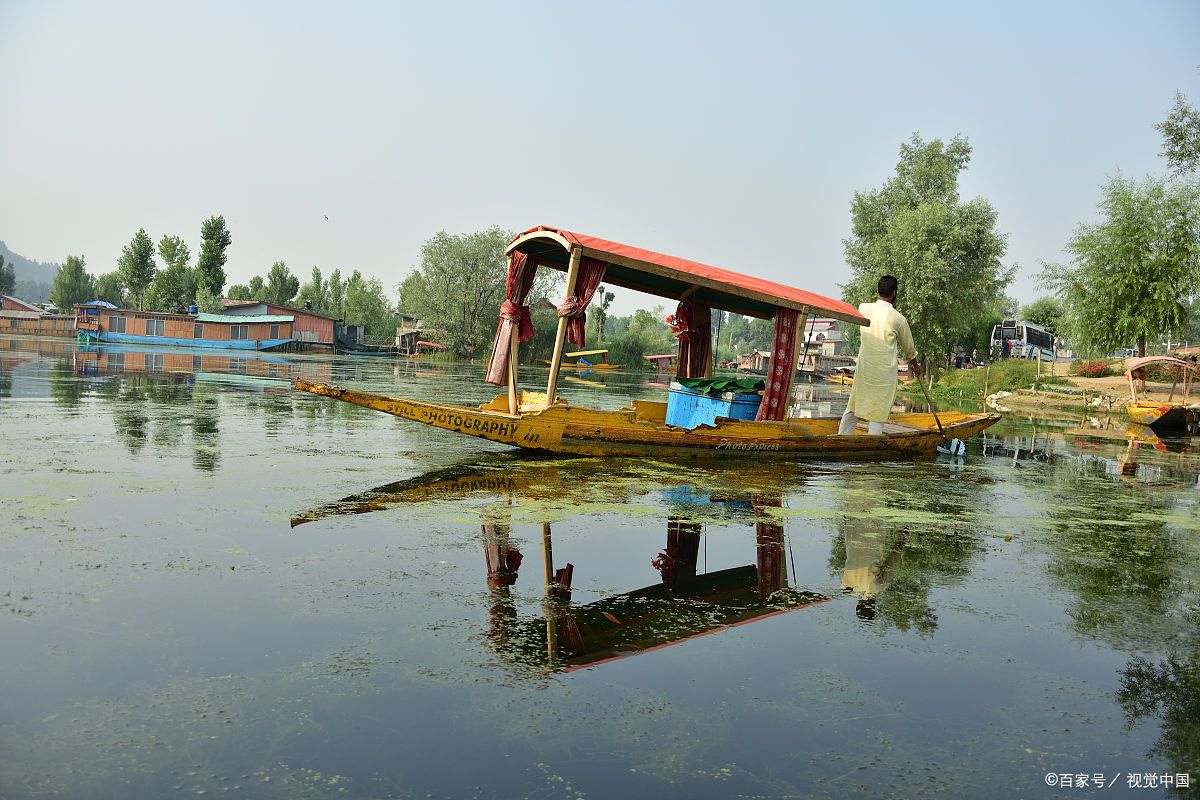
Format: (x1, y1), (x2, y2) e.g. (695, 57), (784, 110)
(75, 305), (296, 351)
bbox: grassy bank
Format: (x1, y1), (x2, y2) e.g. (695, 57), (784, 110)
(903, 360), (1067, 402)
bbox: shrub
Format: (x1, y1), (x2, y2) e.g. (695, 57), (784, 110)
(1071, 359), (1114, 378)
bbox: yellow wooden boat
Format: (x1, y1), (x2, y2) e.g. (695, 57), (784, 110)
(295, 225), (1000, 457)
(542, 348), (622, 371)
(1124, 356), (1198, 433)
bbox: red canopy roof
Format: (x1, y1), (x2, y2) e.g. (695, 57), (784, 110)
(507, 225), (868, 326)
(1125, 356), (1199, 377)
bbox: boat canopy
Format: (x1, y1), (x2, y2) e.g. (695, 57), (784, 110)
(506, 226), (868, 326)
(1125, 356), (1200, 379)
(565, 349), (608, 358)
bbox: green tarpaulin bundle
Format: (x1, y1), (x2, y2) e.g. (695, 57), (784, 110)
(676, 376), (766, 394)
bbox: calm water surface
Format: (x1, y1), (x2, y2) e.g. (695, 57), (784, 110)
(2, 335), (1199, 799)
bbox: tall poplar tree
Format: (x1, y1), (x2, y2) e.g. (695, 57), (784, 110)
(117, 228), (157, 310)
(196, 216), (232, 298)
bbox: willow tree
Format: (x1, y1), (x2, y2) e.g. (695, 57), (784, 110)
(1040, 175), (1200, 357)
(842, 134), (1013, 372)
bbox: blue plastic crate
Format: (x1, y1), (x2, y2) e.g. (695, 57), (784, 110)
(665, 382), (763, 429)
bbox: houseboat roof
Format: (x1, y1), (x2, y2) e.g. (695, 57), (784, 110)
(506, 225), (868, 326)
(222, 299), (339, 321)
(196, 312), (294, 324)
(1, 294), (42, 311)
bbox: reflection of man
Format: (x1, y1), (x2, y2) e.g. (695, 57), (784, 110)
(838, 275), (921, 435)
(841, 527), (902, 620)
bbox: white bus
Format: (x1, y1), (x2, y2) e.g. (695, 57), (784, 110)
(990, 320), (1055, 361)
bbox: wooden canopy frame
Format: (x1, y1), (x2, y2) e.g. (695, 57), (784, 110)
(503, 225), (869, 412)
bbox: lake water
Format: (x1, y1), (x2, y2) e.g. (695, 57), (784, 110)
(2, 334), (1198, 799)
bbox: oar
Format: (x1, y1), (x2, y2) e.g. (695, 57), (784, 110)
(915, 372), (947, 442)
(915, 369), (965, 456)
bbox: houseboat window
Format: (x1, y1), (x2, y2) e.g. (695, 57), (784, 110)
(194, 323), (204, 338)
(110, 315), (127, 333)
(269, 324), (280, 339)
(144, 352), (164, 371)
(108, 352), (125, 370)
(231, 357), (247, 374)
(145, 318), (165, 336)
(231, 325), (249, 340)
(192, 355), (202, 371)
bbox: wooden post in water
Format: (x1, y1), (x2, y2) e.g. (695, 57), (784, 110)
(541, 521), (557, 663)
(545, 248), (582, 407)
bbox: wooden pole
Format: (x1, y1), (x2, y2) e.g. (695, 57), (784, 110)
(545, 248), (582, 407)
(507, 330), (520, 414)
(541, 521), (557, 662)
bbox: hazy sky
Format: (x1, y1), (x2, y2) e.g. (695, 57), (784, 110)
(2, 0), (1197, 315)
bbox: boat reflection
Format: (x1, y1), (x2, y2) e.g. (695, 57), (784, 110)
(505, 498), (830, 672)
(293, 458), (831, 672)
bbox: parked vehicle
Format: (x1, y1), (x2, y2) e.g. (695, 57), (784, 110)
(990, 320), (1055, 360)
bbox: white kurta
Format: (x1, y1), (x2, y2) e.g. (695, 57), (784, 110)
(845, 299), (918, 423)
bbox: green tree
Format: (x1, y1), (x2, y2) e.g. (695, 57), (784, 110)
(0, 255), (15, 295)
(195, 215), (231, 297)
(226, 283), (252, 301)
(328, 268), (346, 318)
(343, 270), (396, 342)
(194, 283), (223, 313)
(117, 228), (157, 310)
(157, 235), (191, 272)
(1018, 296), (1065, 336)
(842, 134), (1014, 375)
(50, 255), (95, 310)
(296, 266), (329, 312)
(1156, 91), (1200, 175)
(248, 275), (264, 297)
(590, 286), (615, 344)
(146, 234), (196, 312)
(263, 261), (299, 305)
(147, 262), (198, 312)
(399, 227), (513, 356)
(93, 272), (128, 307)
(1040, 175), (1200, 357)
(609, 307), (673, 366)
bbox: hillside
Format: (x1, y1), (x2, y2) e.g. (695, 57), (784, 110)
(1, 240), (58, 303)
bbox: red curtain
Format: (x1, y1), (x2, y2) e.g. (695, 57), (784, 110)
(755, 308), (799, 421)
(752, 494), (785, 597)
(484, 252), (539, 386)
(556, 256), (608, 347)
(481, 522), (523, 588)
(667, 301), (711, 379)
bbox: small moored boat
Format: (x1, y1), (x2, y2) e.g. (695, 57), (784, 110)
(1124, 356), (1199, 433)
(295, 225), (1000, 457)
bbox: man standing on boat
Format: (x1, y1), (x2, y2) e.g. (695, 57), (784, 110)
(837, 275), (921, 435)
